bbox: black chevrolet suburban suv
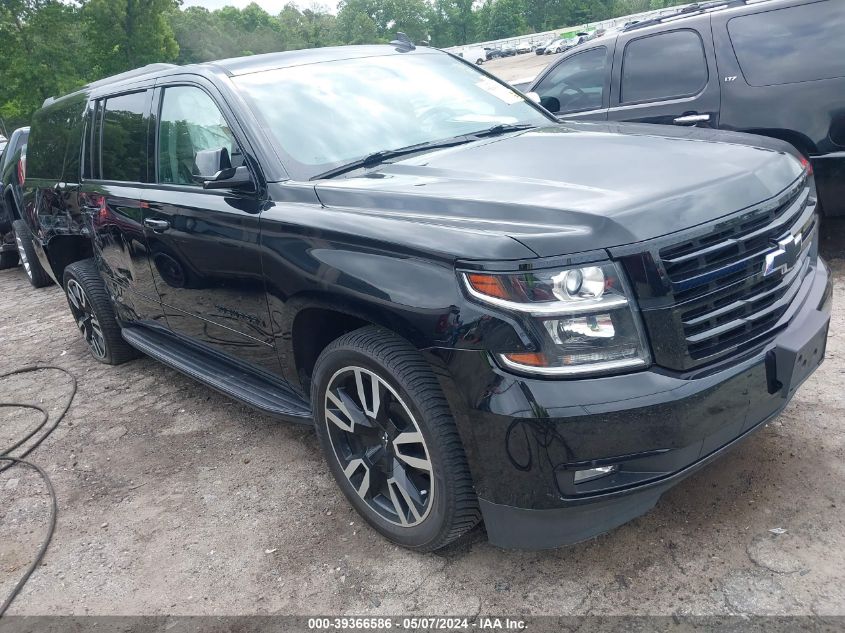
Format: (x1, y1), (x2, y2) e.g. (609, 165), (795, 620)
(527, 0), (845, 217)
(20, 44), (831, 551)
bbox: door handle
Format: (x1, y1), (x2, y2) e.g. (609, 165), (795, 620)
(673, 113), (710, 126)
(143, 218), (170, 232)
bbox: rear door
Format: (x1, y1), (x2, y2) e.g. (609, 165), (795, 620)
(81, 88), (165, 323)
(607, 19), (720, 128)
(529, 44), (613, 120)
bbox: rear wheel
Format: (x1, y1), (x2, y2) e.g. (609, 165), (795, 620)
(311, 326), (480, 551)
(12, 220), (52, 288)
(63, 258), (138, 365)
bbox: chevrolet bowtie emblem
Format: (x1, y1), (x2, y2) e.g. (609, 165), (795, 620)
(762, 232), (802, 277)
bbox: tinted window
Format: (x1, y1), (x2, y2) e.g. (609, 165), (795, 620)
(621, 30), (707, 103)
(157, 86), (238, 186)
(729, 0), (845, 86)
(27, 98), (85, 181)
(82, 102), (96, 180)
(100, 91), (148, 182)
(62, 93), (87, 182)
(533, 47), (607, 113)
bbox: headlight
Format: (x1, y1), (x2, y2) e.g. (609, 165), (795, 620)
(462, 262), (651, 376)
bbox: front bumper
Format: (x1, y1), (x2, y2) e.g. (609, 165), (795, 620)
(429, 258), (832, 549)
(811, 152), (845, 216)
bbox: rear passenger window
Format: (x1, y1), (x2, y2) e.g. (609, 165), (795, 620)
(100, 91), (149, 182)
(729, 0), (845, 86)
(621, 30), (707, 104)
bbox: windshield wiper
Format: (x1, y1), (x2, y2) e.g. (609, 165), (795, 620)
(469, 123), (536, 138)
(312, 137), (473, 180)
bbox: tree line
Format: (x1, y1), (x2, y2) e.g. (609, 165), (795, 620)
(0, 0), (688, 130)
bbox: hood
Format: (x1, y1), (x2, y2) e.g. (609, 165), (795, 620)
(314, 122), (804, 259)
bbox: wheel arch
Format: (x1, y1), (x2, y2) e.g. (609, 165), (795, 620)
(280, 294), (429, 395)
(44, 234), (95, 287)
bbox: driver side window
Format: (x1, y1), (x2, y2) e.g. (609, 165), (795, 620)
(157, 86), (240, 186)
(534, 47), (607, 114)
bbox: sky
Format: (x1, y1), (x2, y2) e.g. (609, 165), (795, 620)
(181, 0), (340, 14)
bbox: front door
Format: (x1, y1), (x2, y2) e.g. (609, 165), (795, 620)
(529, 45), (612, 121)
(140, 81), (281, 376)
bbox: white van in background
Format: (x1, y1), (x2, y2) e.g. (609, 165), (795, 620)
(457, 46), (486, 65)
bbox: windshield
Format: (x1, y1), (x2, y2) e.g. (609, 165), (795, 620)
(233, 51), (550, 180)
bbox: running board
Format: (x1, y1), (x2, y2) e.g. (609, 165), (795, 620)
(121, 325), (313, 423)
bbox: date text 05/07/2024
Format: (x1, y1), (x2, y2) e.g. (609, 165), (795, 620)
(307, 617), (527, 630)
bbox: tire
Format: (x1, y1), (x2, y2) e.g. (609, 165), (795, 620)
(63, 258), (139, 365)
(311, 326), (480, 551)
(476, 58), (483, 65)
(0, 249), (19, 270)
(12, 219), (52, 288)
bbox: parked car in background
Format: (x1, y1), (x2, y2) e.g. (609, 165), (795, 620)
(0, 127), (48, 283)
(527, 0), (845, 216)
(516, 42), (532, 54)
(500, 43), (517, 57)
(19, 44), (830, 553)
(485, 47), (504, 60)
(543, 38), (564, 54)
(458, 45), (486, 65)
(534, 38), (555, 55)
(0, 127), (26, 270)
(545, 36), (581, 54)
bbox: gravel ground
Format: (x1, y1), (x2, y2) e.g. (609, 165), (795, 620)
(1, 209), (844, 618)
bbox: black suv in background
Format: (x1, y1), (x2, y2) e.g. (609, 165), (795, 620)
(19, 45), (830, 551)
(527, 0), (845, 217)
(0, 126), (49, 282)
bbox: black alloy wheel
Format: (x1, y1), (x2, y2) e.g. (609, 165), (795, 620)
(312, 326), (480, 551)
(324, 365), (434, 527)
(63, 258), (139, 365)
(65, 278), (107, 360)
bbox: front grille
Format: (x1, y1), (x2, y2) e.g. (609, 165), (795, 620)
(631, 177), (818, 371)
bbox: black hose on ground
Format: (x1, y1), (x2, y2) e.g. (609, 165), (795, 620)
(0, 366), (77, 617)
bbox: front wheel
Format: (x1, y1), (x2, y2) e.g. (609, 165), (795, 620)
(311, 326), (480, 551)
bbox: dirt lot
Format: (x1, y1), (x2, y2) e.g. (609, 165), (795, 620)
(0, 216), (842, 619)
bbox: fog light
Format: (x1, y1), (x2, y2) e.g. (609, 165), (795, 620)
(573, 465), (618, 484)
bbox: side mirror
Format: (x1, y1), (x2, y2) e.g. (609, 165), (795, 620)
(202, 165), (253, 190)
(195, 147), (231, 179)
(539, 96), (561, 113)
(526, 91), (541, 104)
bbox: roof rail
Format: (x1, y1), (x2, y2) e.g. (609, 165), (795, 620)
(621, 0), (761, 32)
(83, 63), (179, 90)
(41, 63), (179, 109)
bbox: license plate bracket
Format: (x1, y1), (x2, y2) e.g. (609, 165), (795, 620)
(768, 310), (829, 398)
